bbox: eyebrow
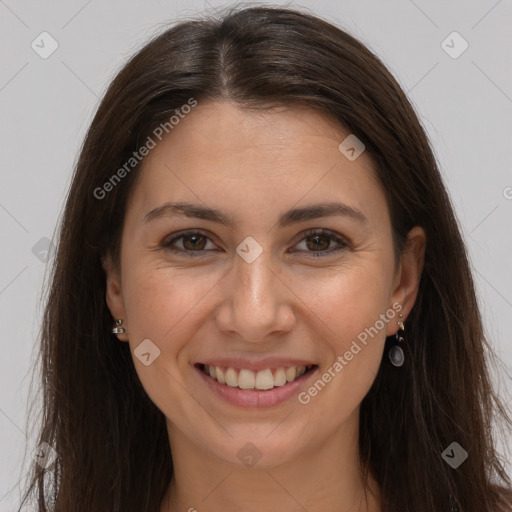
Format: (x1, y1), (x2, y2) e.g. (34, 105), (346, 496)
(143, 200), (368, 228)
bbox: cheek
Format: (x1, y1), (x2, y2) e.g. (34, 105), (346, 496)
(122, 251), (394, 360)
(293, 267), (393, 428)
(296, 262), (392, 407)
(119, 264), (223, 420)
(295, 260), (393, 350)
(121, 263), (222, 354)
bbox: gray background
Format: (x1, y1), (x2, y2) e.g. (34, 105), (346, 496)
(1, 0), (511, 509)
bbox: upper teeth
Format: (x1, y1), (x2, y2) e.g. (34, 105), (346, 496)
(202, 365), (311, 390)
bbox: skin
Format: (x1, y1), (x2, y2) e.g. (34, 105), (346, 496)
(104, 101), (426, 512)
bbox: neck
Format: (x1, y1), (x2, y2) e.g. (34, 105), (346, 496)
(160, 410), (381, 512)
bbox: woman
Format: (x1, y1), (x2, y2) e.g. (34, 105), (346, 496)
(20, 5), (512, 512)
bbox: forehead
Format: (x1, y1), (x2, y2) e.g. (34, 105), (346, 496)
(148, 101), (365, 168)
(126, 101), (388, 228)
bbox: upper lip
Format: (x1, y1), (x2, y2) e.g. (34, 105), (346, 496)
(196, 357), (317, 372)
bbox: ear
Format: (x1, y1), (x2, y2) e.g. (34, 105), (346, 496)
(102, 253), (129, 342)
(386, 226), (426, 336)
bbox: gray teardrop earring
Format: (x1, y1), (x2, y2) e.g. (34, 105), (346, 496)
(389, 313), (405, 367)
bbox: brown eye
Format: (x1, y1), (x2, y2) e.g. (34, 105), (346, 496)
(162, 228), (348, 259)
(181, 234), (207, 251)
(162, 230), (217, 257)
(292, 229), (349, 258)
(305, 233), (331, 252)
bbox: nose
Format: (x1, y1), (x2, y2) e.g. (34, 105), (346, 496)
(215, 251), (295, 343)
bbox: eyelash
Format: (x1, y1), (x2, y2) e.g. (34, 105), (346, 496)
(161, 228), (349, 258)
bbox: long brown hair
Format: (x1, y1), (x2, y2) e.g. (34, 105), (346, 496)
(19, 5), (512, 511)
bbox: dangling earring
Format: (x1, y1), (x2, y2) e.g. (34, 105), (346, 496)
(389, 313), (405, 367)
(112, 319), (125, 334)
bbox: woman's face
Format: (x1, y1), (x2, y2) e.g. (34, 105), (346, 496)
(106, 101), (424, 468)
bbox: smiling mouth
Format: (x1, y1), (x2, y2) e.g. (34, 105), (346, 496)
(196, 363), (317, 391)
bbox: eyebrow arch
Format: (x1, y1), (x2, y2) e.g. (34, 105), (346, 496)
(143, 201), (368, 228)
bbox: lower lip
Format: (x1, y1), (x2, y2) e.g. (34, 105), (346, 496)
(195, 365), (318, 408)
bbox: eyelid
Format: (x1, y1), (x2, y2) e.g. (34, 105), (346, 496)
(289, 228), (349, 257)
(161, 228), (350, 257)
(162, 229), (219, 255)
